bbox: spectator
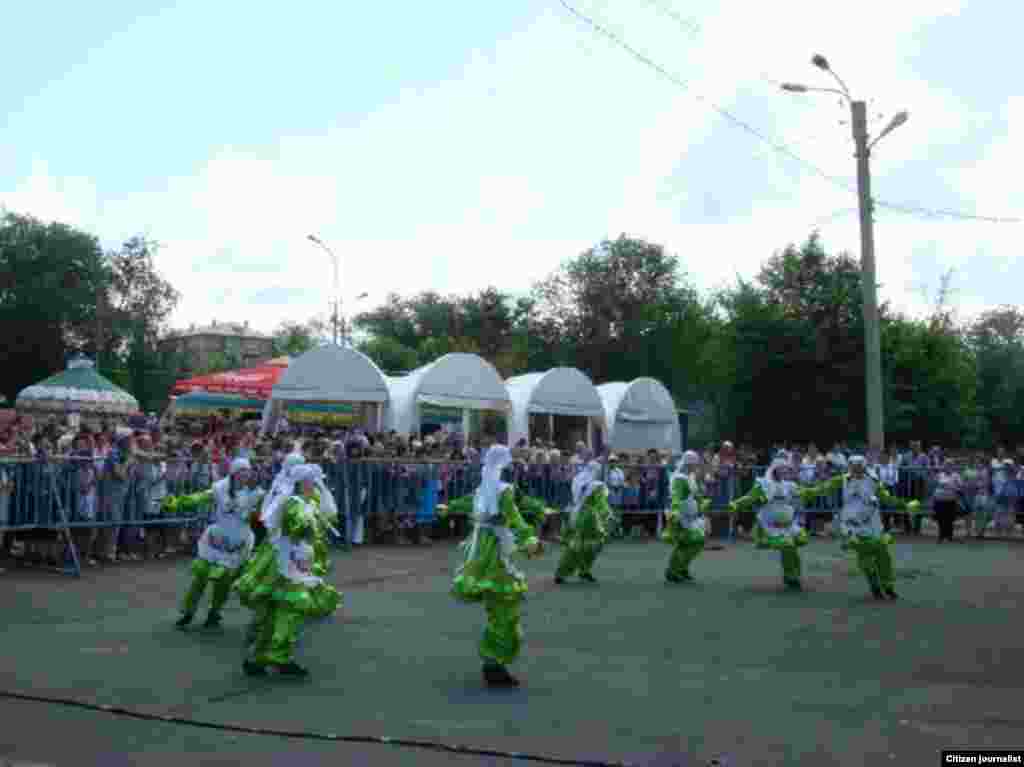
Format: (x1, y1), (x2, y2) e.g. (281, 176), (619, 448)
(931, 459), (962, 543)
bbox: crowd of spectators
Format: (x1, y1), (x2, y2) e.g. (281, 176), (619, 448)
(1, 412), (1022, 575)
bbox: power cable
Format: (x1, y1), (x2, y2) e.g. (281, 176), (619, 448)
(557, 0), (1022, 224)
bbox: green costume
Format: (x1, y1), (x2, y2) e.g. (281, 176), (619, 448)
(661, 455), (711, 583)
(729, 456), (809, 590)
(165, 462), (263, 629)
(799, 461), (920, 599)
(452, 446), (541, 687)
(240, 460), (338, 646)
(235, 485), (342, 677)
(556, 461), (614, 583)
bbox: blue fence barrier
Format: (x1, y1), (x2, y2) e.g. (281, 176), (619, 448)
(4, 458), (1003, 539)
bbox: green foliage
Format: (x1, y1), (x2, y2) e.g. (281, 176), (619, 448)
(357, 336), (420, 376)
(0, 212), (180, 409)
(967, 306), (1024, 447)
(271, 318), (324, 358)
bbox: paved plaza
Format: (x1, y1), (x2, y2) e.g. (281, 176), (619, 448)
(1, 536), (1022, 766)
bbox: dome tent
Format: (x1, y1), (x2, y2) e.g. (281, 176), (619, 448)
(597, 378), (681, 454)
(385, 353), (510, 437)
(505, 368), (605, 448)
(264, 345), (389, 433)
(16, 355), (139, 415)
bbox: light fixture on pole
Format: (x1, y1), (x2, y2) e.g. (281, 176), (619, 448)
(781, 55), (909, 453)
(307, 234), (341, 346)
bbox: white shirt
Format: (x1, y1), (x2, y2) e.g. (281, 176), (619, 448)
(607, 467), (625, 488)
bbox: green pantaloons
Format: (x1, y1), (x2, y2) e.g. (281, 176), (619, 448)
(481, 594), (523, 666)
(245, 602), (271, 645)
(249, 605), (306, 666)
(846, 535), (895, 592)
(665, 531), (705, 580)
(181, 558), (238, 617)
(555, 543), (602, 579)
(780, 546), (801, 581)
(753, 525), (809, 585)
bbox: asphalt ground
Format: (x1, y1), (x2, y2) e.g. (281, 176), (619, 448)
(1, 534), (1022, 766)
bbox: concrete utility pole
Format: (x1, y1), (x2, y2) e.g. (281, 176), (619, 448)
(782, 56), (908, 453)
(850, 99), (884, 454)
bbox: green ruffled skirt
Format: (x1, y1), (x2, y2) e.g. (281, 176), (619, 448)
(755, 526), (810, 550)
(234, 542), (341, 618)
(661, 523), (706, 546)
(452, 531), (528, 603)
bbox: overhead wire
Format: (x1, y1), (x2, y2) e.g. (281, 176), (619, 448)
(557, 0), (1022, 224)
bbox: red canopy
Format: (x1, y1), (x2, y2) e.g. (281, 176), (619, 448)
(173, 357), (290, 399)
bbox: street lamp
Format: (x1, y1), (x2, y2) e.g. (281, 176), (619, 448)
(307, 234), (341, 346)
(781, 54), (909, 453)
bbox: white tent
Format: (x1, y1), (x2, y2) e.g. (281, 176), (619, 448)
(263, 345), (389, 433)
(505, 368), (605, 448)
(385, 353), (510, 437)
(597, 378), (681, 454)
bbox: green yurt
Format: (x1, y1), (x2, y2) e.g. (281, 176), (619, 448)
(16, 355), (139, 415)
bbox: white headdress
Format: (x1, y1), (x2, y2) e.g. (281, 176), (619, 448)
(229, 457), (252, 476)
(672, 450), (702, 476)
(260, 455), (332, 533)
(569, 460), (605, 523)
(758, 453), (793, 498)
(473, 445), (513, 521)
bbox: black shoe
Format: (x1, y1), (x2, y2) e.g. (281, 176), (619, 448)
(483, 665), (519, 688)
(203, 613), (222, 629)
(243, 660), (267, 677)
(275, 662), (309, 677)
(665, 573), (679, 584)
(884, 588), (899, 600)
(784, 579), (803, 591)
(580, 573), (596, 583)
(175, 613), (194, 629)
(870, 585), (885, 600)
(554, 575), (564, 585)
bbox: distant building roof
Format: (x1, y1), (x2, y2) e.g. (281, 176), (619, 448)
(163, 320), (271, 340)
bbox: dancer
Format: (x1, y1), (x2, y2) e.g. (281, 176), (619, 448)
(555, 460), (614, 584)
(800, 455), (920, 600)
(240, 453), (335, 646)
(662, 451), (711, 583)
(728, 453), (809, 590)
(167, 458), (265, 629)
(235, 464), (342, 677)
(452, 445), (544, 688)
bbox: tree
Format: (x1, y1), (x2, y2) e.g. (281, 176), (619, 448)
(104, 236), (180, 358)
(969, 306), (1024, 447)
(272, 317), (327, 358)
(357, 336), (420, 375)
(531, 235), (681, 383)
(0, 212), (108, 403)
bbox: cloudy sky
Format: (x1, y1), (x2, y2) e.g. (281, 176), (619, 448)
(2, 0), (1020, 335)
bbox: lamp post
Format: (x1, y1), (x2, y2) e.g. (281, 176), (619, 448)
(307, 234), (340, 346)
(781, 55), (909, 453)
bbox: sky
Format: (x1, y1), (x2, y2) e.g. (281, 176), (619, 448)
(1, 0), (1020, 336)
